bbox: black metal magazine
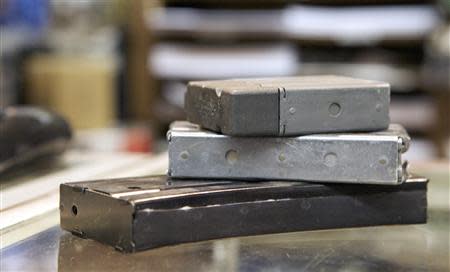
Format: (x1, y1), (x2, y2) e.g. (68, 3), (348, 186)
(60, 175), (427, 252)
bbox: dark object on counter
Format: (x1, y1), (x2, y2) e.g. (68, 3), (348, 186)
(185, 75), (390, 136)
(0, 106), (72, 174)
(60, 175), (427, 252)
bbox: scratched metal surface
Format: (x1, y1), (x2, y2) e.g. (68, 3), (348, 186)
(1, 167), (448, 272)
(185, 75), (390, 136)
(168, 121), (409, 184)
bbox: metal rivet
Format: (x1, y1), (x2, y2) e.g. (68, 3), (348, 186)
(180, 151), (189, 160)
(225, 149), (238, 164)
(376, 103), (382, 112)
(379, 157), (388, 165)
(301, 200), (311, 210)
(289, 107), (296, 114)
(240, 207), (249, 215)
(328, 103), (341, 117)
(324, 152), (337, 167)
(278, 153), (286, 162)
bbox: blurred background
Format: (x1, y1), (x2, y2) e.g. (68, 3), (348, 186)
(1, 1), (450, 267)
(1, 0), (449, 158)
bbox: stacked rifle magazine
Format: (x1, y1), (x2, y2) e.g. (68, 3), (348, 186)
(60, 75), (427, 252)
